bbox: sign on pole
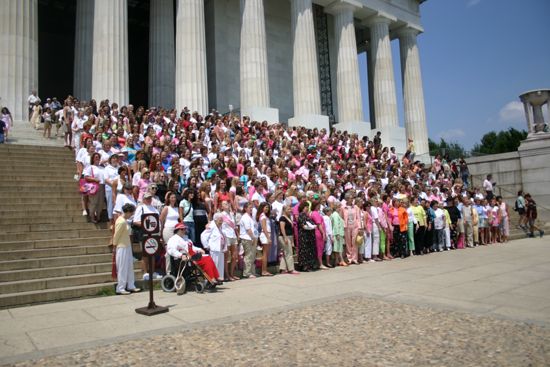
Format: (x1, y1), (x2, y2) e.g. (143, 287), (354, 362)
(136, 213), (168, 316)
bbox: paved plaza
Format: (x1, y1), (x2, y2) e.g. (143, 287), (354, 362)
(1, 236), (549, 366)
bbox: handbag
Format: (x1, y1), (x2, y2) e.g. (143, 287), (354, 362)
(79, 167), (99, 195)
(355, 230), (365, 247)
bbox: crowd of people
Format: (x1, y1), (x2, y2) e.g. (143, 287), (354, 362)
(12, 92), (546, 294)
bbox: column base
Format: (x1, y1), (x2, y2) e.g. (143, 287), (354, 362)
(331, 121), (372, 141)
(242, 107), (279, 123)
(288, 114), (330, 131)
(374, 126), (408, 156)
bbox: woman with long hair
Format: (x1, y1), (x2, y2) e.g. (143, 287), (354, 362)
(219, 201), (239, 281)
(257, 202), (274, 276)
(310, 201), (328, 269)
(84, 152), (106, 224)
(297, 201), (317, 272)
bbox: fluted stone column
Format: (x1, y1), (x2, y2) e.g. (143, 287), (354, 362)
(92, 0), (129, 105)
(176, 0), (208, 115)
(522, 101), (533, 133)
(150, 0), (175, 109)
(240, 0), (279, 122)
(398, 27), (429, 158)
(73, 0), (94, 101)
(0, 0), (38, 121)
(288, 0), (328, 130)
(332, 4), (363, 125)
(368, 14), (398, 129)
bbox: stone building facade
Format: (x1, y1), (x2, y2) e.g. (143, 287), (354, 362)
(0, 0), (429, 157)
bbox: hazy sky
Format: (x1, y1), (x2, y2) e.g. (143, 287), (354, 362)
(357, 0), (550, 149)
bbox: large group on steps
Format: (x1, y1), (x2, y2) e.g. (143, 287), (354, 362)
(18, 93), (546, 294)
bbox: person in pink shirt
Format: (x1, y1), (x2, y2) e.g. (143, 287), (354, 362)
(310, 201), (328, 270)
(137, 168), (151, 202)
(340, 193), (361, 264)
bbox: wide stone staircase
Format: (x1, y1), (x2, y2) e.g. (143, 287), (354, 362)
(0, 144), (141, 308)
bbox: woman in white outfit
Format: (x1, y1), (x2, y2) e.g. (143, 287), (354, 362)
(113, 203), (140, 295)
(202, 212), (227, 282)
(220, 201), (239, 281)
(160, 191), (180, 274)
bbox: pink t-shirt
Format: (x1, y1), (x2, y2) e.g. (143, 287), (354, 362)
(137, 178), (150, 201)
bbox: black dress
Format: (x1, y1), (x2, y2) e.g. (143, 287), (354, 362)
(298, 212), (317, 270)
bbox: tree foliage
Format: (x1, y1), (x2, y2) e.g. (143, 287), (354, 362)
(471, 128), (527, 155)
(428, 138), (468, 160)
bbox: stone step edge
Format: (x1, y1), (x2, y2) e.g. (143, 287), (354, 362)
(0, 236), (111, 248)
(0, 253), (114, 268)
(0, 229), (111, 242)
(0, 261), (140, 275)
(0, 270), (140, 289)
(0, 244), (112, 256)
(0, 283), (117, 309)
(0, 223), (106, 232)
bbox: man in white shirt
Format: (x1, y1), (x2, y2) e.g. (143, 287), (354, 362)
(104, 154), (120, 223)
(483, 174), (494, 200)
(432, 202), (446, 252)
(71, 110), (87, 150)
(239, 203), (258, 278)
(27, 90), (40, 120)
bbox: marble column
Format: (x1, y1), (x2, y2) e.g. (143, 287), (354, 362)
(0, 0), (38, 121)
(368, 14), (398, 129)
(240, 0), (278, 122)
(176, 0), (208, 115)
(92, 0), (129, 105)
(288, 0), (327, 129)
(73, 0), (94, 101)
(149, 0), (175, 109)
(398, 27), (429, 157)
(332, 4), (364, 125)
(522, 101), (533, 133)
(366, 48), (376, 127)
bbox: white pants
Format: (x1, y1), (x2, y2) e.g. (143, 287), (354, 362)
(105, 185), (114, 220)
(116, 246), (136, 293)
(162, 225), (176, 274)
(445, 227), (451, 249)
(210, 250), (224, 280)
(73, 132), (82, 150)
(324, 236), (333, 256)
(371, 225), (380, 256)
(364, 233), (372, 259)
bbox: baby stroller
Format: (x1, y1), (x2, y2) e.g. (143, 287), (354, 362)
(161, 254), (214, 294)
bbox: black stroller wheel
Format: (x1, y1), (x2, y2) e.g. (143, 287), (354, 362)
(195, 280), (205, 293)
(161, 275), (176, 292)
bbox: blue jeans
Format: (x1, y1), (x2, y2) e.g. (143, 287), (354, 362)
(184, 221), (195, 243)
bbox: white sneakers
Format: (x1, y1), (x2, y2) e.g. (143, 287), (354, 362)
(142, 272), (163, 281)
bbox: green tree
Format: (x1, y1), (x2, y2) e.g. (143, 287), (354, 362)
(428, 138), (468, 160)
(471, 128), (527, 155)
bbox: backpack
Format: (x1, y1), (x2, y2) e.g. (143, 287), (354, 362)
(514, 199), (519, 212)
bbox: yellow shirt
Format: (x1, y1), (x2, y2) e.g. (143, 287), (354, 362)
(411, 205), (426, 227)
(443, 209), (452, 226)
(113, 216), (131, 248)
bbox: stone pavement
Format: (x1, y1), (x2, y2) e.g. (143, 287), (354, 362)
(1, 236), (549, 365)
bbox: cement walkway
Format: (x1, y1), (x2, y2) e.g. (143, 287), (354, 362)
(1, 236), (549, 364)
